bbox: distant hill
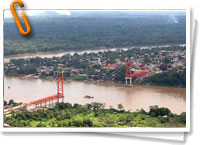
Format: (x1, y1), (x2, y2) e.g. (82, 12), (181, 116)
(4, 11), (186, 56)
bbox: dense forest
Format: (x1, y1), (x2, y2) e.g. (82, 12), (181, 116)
(4, 102), (186, 127)
(142, 70), (186, 87)
(4, 11), (186, 56)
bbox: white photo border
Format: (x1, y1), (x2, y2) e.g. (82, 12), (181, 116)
(0, 8), (190, 132)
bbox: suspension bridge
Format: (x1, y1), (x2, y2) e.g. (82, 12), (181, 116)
(125, 59), (150, 86)
(8, 72), (65, 112)
(5, 59), (151, 112)
(103, 59), (151, 86)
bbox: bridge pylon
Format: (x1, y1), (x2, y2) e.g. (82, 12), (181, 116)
(125, 58), (133, 86)
(125, 58), (149, 86)
(57, 71), (64, 102)
(26, 71), (65, 111)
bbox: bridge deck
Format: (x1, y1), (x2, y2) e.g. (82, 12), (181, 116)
(30, 94), (64, 105)
(126, 71), (148, 78)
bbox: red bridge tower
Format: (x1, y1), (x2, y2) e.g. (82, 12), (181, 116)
(28, 72), (65, 109)
(125, 59), (149, 86)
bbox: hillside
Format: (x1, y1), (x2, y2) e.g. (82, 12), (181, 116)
(4, 11), (186, 56)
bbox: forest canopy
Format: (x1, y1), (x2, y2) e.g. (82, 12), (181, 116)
(4, 11), (186, 56)
(4, 102), (186, 127)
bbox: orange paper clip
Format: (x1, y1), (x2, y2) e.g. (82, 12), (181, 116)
(10, 0), (31, 36)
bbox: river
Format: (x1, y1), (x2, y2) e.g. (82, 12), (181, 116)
(4, 44), (186, 114)
(4, 44), (185, 63)
(4, 77), (186, 114)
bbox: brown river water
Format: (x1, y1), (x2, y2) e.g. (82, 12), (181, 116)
(4, 76), (186, 114)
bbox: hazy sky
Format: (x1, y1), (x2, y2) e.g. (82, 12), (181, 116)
(4, 10), (185, 19)
(4, 10), (71, 18)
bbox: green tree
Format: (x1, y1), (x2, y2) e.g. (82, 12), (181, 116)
(4, 100), (7, 106)
(83, 119), (93, 127)
(160, 63), (168, 71)
(118, 104), (124, 111)
(37, 122), (46, 127)
(91, 102), (105, 111)
(8, 99), (15, 106)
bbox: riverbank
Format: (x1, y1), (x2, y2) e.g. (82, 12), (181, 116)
(4, 43), (185, 63)
(4, 73), (186, 89)
(4, 102), (186, 128)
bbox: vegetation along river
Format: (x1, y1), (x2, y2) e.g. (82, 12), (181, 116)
(4, 76), (186, 114)
(4, 44), (185, 63)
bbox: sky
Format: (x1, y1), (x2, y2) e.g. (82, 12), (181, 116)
(4, 10), (185, 19)
(4, 10), (71, 18)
